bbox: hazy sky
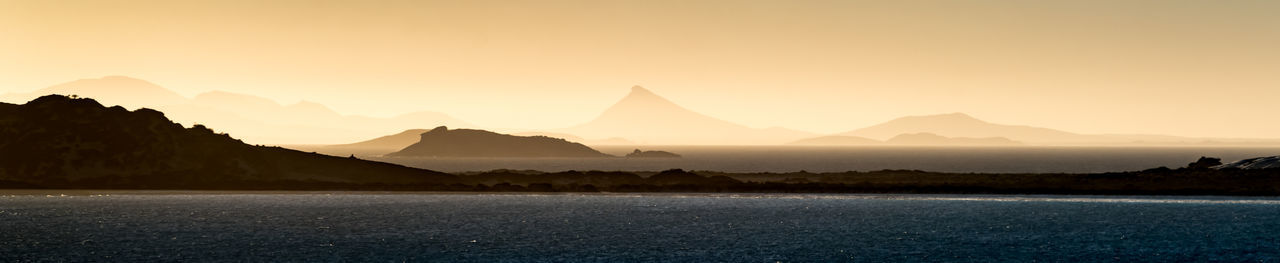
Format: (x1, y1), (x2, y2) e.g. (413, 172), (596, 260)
(3, 0), (1278, 137)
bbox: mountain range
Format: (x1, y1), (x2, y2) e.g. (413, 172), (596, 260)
(7, 76), (1279, 147)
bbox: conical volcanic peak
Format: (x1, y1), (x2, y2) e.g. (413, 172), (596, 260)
(560, 85), (815, 145)
(628, 85), (658, 98)
(606, 85), (684, 112)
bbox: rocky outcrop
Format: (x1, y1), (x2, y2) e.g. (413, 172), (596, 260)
(1215, 156), (1280, 170)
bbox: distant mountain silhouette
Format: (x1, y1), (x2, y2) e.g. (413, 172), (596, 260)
(841, 113), (1088, 144)
(789, 133), (1020, 146)
(0, 95), (458, 189)
(388, 126), (613, 158)
(558, 86), (814, 145)
(885, 132), (1022, 146)
(1, 76), (474, 144)
(625, 149), (682, 158)
(329, 129), (430, 150)
(788, 135), (883, 146)
(838, 113), (1280, 146)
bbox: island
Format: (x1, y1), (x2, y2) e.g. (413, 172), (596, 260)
(625, 149), (682, 158)
(386, 126), (613, 158)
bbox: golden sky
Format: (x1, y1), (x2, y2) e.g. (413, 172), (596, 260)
(2, 0), (1278, 138)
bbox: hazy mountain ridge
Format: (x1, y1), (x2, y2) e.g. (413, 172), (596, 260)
(388, 126), (613, 158)
(886, 133), (1022, 146)
(842, 113), (1086, 143)
(0, 76), (187, 109)
(787, 133), (1021, 146)
(0, 95), (458, 188)
(788, 136), (882, 146)
(1, 76), (474, 144)
(830, 113), (1280, 146)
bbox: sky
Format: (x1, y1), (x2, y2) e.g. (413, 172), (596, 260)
(2, 0), (1279, 138)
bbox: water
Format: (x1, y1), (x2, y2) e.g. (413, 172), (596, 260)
(3, 192), (1279, 262)
(361, 146), (1280, 173)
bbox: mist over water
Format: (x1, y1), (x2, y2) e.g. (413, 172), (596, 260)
(363, 146), (1280, 173)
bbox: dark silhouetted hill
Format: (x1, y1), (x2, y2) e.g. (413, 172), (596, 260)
(885, 132), (1023, 146)
(0, 95), (458, 189)
(388, 126), (613, 158)
(625, 149), (682, 158)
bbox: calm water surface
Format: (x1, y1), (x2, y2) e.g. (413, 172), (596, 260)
(2, 192), (1278, 262)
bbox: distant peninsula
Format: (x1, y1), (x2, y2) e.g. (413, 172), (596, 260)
(387, 126), (613, 158)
